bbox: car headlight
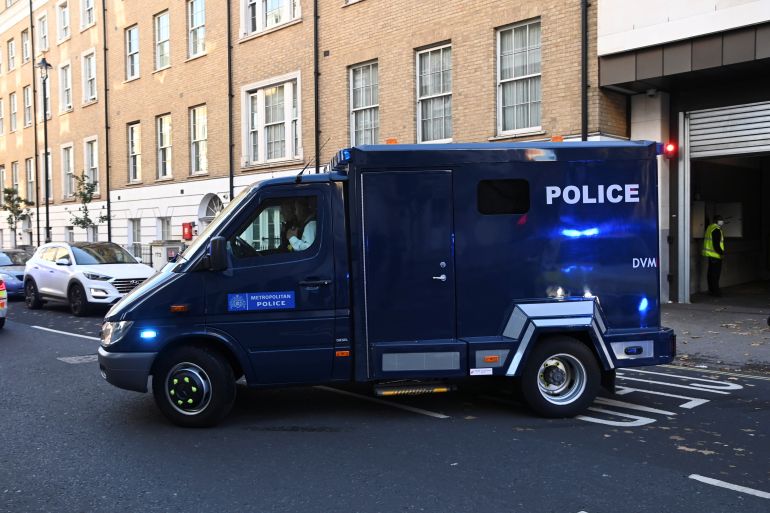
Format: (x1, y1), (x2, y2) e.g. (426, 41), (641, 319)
(84, 272), (112, 281)
(101, 321), (134, 347)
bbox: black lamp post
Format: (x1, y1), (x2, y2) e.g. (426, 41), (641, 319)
(36, 57), (52, 243)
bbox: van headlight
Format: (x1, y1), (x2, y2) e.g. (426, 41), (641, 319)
(101, 321), (134, 347)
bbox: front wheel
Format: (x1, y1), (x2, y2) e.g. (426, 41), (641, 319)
(519, 337), (600, 418)
(25, 280), (43, 310)
(69, 283), (91, 317)
(152, 346), (236, 427)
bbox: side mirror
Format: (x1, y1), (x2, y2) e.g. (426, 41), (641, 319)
(55, 257), (71, 266)
(208, 236), (228, 272)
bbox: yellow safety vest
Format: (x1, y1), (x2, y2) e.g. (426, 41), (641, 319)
(702, 223), (724, 259)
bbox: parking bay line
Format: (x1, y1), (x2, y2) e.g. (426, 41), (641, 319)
(621, 368), (743, 391)
(32, 325), (100, 341)
(616, 375), (730, 394)
(664, 364), (770, 383)
(689, 474), (770, 500)
(314, 386), (450, 419)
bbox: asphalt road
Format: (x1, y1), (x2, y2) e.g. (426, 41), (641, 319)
(1, 309), (768, 513)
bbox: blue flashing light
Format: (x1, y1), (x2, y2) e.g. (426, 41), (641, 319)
(638, 297), (649, 313)
(561, 227), (599, 238)
(140, 329), (158, 340)
(341, 148), (351, 162)
(655, 142), (664, 156)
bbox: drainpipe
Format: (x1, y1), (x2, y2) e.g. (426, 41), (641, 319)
(581, 0), (588, 141)
(29, 0), (40, 246)
(314, 0), (320, 172)
(227, 0), (234, 200)
(101, 0), (112, 240)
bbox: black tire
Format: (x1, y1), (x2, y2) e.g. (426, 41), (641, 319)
(68, 283), (91, 317)
(24, 280), (43, 310)
(519, 336), (600, 418)
(0, 318), (5, 329)
(152, 346), (236, 428)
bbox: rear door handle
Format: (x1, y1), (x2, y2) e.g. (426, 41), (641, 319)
(299, 279), (332, 287)
(432, 274), (447, 282)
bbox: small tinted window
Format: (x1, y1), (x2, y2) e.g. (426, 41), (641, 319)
(41, 247), (58, 261)
(477, 179), (530, 215)
(54, 247), (71, 262)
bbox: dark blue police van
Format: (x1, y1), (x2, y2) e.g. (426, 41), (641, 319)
(98, 142), (675, 427)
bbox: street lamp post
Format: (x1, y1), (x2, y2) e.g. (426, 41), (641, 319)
(36, 58), (52, 243)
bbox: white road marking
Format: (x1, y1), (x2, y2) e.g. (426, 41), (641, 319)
(594, 397), (676, 416)
(664, 364), (770, 382)
(32, 325), (100, 341)
(622, 368), (743, 391)
(314, 386), (450, 419)
(577, 407), (656, 427)
(615, 386), (710, 409)
(57, 355), (98, 364)
(689, 474), (770, 500)
(617, 375), (730, 395)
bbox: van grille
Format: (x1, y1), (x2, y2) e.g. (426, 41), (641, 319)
(112, 278), (145, 294)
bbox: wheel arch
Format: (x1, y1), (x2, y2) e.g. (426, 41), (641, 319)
(150, 333), (249, 384)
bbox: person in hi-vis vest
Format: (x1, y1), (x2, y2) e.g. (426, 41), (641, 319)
(702, 215), (725, 297)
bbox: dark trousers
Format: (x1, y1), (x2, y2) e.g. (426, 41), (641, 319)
(707, 257), (722, 296)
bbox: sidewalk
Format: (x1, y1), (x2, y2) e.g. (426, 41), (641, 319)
(661, 281), (770, 374)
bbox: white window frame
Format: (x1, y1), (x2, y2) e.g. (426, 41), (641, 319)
(23, 85), (32, 127)
(37, 14), (49, 51)
(7, 39), (15, 71)
(127, 122), (141, 182)
(80, 0), (95, 29)
(157, 217), (172, 240)
(65, 226), (75, 243)
(25, 158), (34, 202)
(57, 1), (71, 42)
(59, 62), (72, 112)
(21, 30), (30, 63)
(128, 219), (142, 255)
(188, 0), (206, 58)
(241, 72), (301, 166)
(0, 99), (4, 135)
(241, 0), (300, 37)
(83, 136), (99, 190)
(11, 161), (19, 193)
(349, 61), (379, 146)
(9, 92), (17, 132)
(496, 19), (542, 136)
(61, 143), (74, 198)
(156, 114), (172, 179)
(416, 44), (452, 144)
(82, 49), (97, 103)
(189, 104), (208, 174)
(125, 25), (139, 80)
(0, 166), (4, 207)
(154, 11), (170, 70)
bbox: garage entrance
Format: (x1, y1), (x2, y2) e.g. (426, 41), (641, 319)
(677, 101), (770, 302)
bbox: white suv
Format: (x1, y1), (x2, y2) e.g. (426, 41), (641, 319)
(24, 242), (155, 316)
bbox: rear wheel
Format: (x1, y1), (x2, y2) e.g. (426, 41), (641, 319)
(24, 280), (43, 310)
(69, 283), (91, 317)
(152, 346), (236, 428)
(519, 336), (600, 418)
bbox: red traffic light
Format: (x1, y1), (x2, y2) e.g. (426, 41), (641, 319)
(663, 142), (677, 159)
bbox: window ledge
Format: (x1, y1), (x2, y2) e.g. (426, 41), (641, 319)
(80, 22), (96, 33)
(59, 107), (73, 116)
(155, 177), (174, 183)
(57, 36), (71, 45)
(185, 53), (207, 63)
(342, 0), (366, 6)
(126, 180), (144, 186)
(188, 172), (209, 179)
(124, 76), (140, 84)
(61, 197), (77, 203)
(489, 129), (546, 141)
(153, 65), (171, 74)
(241, 158), (304, 172)
(239, 18), (302, 44)
(81, 99), (98, 108)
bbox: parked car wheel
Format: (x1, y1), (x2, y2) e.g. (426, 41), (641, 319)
(24, 280), (43, 310)
(152, 346), (236, 428)
(68, 283), (91, 317)
(519, 336), (600, 418)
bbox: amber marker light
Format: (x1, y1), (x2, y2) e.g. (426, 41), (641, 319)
(335, 350), (350, 358)
(483, 355), (500, 364)
(169, 304), (189, 313)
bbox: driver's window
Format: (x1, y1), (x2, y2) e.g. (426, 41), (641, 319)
(230, 195), (318, 260)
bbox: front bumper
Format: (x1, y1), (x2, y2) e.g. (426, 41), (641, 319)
(98, 347), (156, 393)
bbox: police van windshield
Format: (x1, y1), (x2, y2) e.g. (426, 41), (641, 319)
(72, 243), (138, 265)
(175, 187), (253, 265)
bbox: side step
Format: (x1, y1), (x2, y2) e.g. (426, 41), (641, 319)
(375, 384), (456, 397)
